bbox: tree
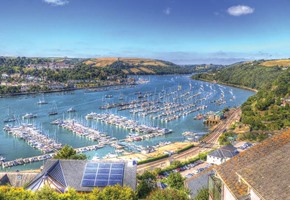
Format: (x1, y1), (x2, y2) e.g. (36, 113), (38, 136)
(35, 186), (58, 200)
(53, 145), (87, 160)
(97, 185), (137, 200)
(167, 172), (185, 190)
(193, 187), (209, 200)
(137, 170), (157, 199)
(146, 188), (189, 200)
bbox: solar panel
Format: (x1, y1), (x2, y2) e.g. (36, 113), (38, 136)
(87, 163), (99, 168)
(82, 179), (95, 187)
(99, 163), (111, 168)
(110, 169), (124, 174)
(98, 168), (110, 174)
(108, 180), (122, 186)
(94, 180), (108, 187)
(81, 162), (125, 187)
(83, 173), (96, 179)
(111, 163), (124, 168)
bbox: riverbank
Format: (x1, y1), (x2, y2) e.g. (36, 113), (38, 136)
(0, 82), (136, 98)
(192, 77), (258, 93)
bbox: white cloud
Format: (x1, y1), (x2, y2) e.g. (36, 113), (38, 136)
(227, 5), (254, 16)
(163, 7), (171, 15)
(43, 0), (69, 6)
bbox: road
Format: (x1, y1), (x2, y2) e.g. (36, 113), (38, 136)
(137, 108), (241, 173)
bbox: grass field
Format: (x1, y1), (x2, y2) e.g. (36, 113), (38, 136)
(83, 57), (171, 68)
(260, 59), (290, 67)
(139, 67), (155, 74)
(129, 68), (141, 74)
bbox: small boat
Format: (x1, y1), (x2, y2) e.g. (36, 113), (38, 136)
(48, 111), (58, 116)
(37, 95), (48, 105)
(105, 94), (113, 98)
(67, 107), (76, 113)
(37, 99), (48, 105)
(3, 117), (16, 123)
(22, 113), (37, 119)
(0, 156), (5, 162)
(48, 102), (58, 116)
(92, 154), (100, 161)
(50, 119), (62, 125)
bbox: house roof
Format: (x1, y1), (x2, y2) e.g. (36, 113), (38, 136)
(215, 128), (290, 199)
(0, 172), (38, 187)
(26, 159), (137, 192)
(208, 145), (238, 159)
(185, 168), (214, 198)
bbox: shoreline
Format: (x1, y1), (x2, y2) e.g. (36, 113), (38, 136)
(193, 78), (258, 93)
(0, 83), (136, 98)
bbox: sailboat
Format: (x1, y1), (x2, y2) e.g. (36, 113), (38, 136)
(37, 94), (48, 105)
(3, 107), (16, 123)
(67, 107), (76, 113)
(48, 102), (58, 115)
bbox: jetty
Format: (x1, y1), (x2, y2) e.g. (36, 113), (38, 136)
(52, 119), (116, 145)
(86, 113), (173, 138)
(1, 144), (104, 168)
(3, 124), (62, 154)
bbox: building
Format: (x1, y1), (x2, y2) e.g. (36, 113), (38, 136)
(0, 172), (38, 187)
(26, 159), (137, 193)
(208, 128), (290, 200)
(185, 169), (214, 198)
(207, 145), (239, 165)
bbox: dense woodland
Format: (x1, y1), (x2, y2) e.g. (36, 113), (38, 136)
(193, 61), (290, 133)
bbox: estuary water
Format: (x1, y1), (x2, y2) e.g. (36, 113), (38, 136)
(0, 75), (254, 171)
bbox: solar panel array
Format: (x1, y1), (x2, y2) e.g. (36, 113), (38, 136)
(81, 163), (125, 187)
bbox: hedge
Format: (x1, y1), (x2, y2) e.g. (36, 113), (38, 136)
(137, 154), (170, 165)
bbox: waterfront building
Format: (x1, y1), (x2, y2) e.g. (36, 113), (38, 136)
(26, 159), (137, 193)
(208, 129), (290, 200)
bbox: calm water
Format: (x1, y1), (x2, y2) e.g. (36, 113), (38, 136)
(0, 75), (254, 171)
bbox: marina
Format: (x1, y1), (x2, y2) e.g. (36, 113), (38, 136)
(0, 75), (255, 171)
(3, 124), (62, 154)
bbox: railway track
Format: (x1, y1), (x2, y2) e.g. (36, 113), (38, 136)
(137, 108), (241, 173)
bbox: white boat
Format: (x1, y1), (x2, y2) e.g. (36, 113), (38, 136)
(92, 155), (100, 161)
(37, 100), (48, 104)
(67, 107), (76, 113)
(22, 113), (37, 119)
(0, 156), (5, 162)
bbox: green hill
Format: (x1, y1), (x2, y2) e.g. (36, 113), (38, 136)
(83, 57), (221, 75)
(192, 60), (290, 131)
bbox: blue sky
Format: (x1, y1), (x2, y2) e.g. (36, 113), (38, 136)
(0, 0), (290, 64)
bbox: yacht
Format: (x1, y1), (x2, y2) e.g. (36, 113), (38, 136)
(0, 156), (5, 162)
(67, 107), (76, 113)
(49, 102), (58, 115)
(37, 95), (48, 104)
(22, 113), (37, 119)
(3, 117), (16, 123)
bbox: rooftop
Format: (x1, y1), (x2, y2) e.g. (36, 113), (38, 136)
(208, 145), (238, 159)
(26, 159), (137, 192)
(215, 128), (290, 199)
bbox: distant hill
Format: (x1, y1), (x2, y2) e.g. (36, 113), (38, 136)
(83, 57), (181, 74)
(192, 60), (287, 90)
(260, 59), (290, 67)
(192, 59), (290, 131)
(83, 57), (225, 75)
